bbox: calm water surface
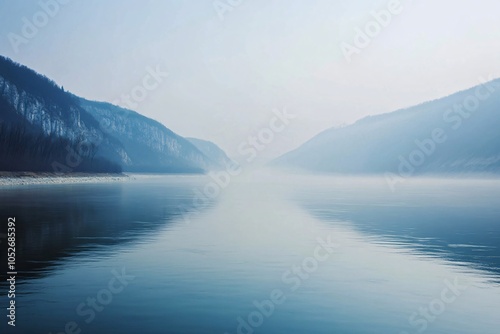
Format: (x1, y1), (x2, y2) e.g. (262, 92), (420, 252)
(0, 174), (499, 334)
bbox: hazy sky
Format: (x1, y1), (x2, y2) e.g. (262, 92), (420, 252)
(1, 0), (500, 160)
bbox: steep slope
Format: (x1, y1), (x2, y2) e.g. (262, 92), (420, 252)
(186, 137), (234, 169)
(273, 79), (500, 175)
(0, 56), (123, 172)
(0, 55), (231, 173)
(79, 99), (220, 173)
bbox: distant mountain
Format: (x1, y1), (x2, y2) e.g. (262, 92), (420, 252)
(186, 137), (234, 169)
(272, 79), (500, 175)
(0, 55), (229, 173)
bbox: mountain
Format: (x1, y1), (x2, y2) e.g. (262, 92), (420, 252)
(0, 56), (123, 173)
(272, 79), (500, 175)
(0, 55), (229, 173)
(79, 99), (224, 173)
(186, 137), (234, 169)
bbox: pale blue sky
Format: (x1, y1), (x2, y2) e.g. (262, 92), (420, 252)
(1, 0), (500, 159)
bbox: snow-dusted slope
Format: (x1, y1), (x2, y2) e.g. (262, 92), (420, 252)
(79, 99), (220, 172)
(0, 55), (229, 173)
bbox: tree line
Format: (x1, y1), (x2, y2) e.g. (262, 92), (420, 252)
(0, 123), (121, 173)
(0, 55), (74, 110)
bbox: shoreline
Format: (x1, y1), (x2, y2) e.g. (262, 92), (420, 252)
(0, 172), (131, 187)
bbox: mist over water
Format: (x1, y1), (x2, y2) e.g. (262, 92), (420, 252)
(1, 174), (499, 334)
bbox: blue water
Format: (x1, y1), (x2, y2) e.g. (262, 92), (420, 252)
(1, 174), (499, 334)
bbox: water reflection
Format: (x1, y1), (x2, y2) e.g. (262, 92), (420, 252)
(0, 176), (213, 282)
(293, 176), (500, 281)
(0, 175), (499, 334)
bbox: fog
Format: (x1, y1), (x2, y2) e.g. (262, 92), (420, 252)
(1, 0), (500, 160)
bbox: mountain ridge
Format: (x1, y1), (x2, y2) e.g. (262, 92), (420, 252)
(272, 78), (500, 175)
(0, 55), (229, 173)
